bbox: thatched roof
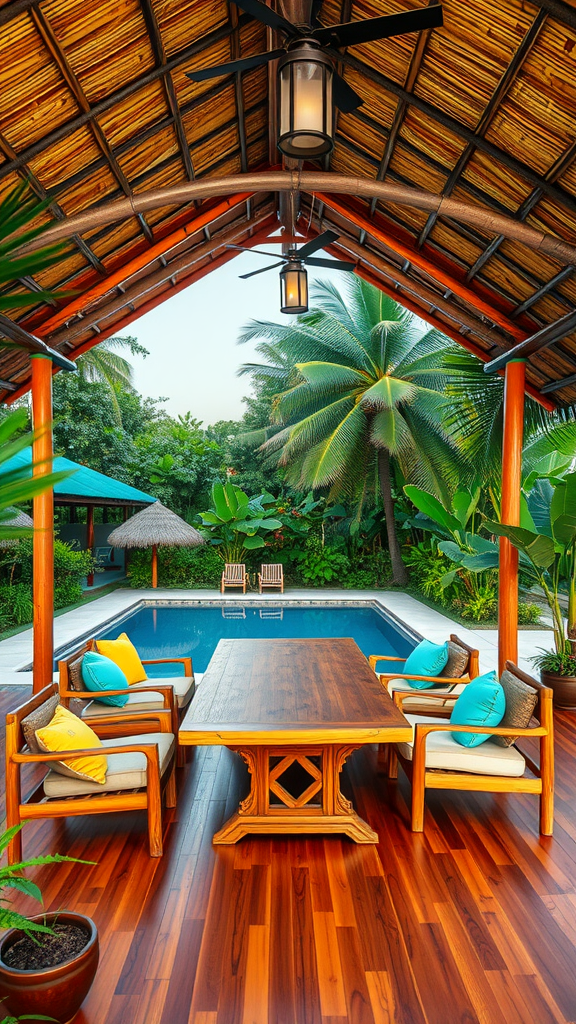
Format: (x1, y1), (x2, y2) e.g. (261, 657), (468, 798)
(1, 1), (576, 406)
(107, 501), (204, 549)
(0, 508), (33, 548)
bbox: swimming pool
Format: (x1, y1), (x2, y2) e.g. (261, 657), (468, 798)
(94, 603), (416, 675)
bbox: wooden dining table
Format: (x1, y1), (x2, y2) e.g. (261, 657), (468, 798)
(179, 637), (412, 844)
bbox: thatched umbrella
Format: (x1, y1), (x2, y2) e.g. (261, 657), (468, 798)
(107, 501), (204, 588)
(0, 508), (33, 548)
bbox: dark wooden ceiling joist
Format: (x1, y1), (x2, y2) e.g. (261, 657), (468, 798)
(416, 7), (548, 249)
(485, 309), (576, 373)
(0, 13), (250, 182)
(336, 49), (576, 217)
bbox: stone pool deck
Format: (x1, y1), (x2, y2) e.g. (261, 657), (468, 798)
(0, 588), (551, 686)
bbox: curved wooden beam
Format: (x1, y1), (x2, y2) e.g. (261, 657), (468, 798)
(13, 172), (576, 266)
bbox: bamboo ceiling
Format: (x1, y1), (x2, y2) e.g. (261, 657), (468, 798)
(0, 0), (575, 407)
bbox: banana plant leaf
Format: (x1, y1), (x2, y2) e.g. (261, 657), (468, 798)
(485, 521), (556, 569)
(243, 535), (266, 549)
(404, 485), (463, 537)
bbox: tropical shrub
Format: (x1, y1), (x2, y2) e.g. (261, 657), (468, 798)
(197, 483), (281, 562)
(341, 551), (392, 589)
(128, 546), (222, 589)
(403, 543), (465, 607)
(295, 538), (350, 584)
(518, 602), (541, 625)
(460, 585), (497, 622)
(0, 582), (33, 629)
(0, 539), (93, 629)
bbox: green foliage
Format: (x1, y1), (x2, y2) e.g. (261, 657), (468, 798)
(341, 551), (392, 589)
(0, 539), (93, 629)
(295, 537), (350, 584)
(518, 602), (541, 625)
(0, 179), (71, 309)
(460, 586), (497, 622)
(0, 822), (89, 939)
(0, 410), (72, 541)
(128, 546), (222, 589)
(404, 544), (464, 607)
(197, 483), (282, 562)
(531, 649), (576, 676)
(487, 471), (576, 657)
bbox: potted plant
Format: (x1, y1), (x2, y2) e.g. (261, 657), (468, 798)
(486, 472), (576, 708)
(0, 823), (98, 1023)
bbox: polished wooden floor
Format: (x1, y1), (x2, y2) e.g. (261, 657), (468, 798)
(3, 684), (576, 1024)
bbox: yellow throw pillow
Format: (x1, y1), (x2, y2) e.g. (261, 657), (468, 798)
(36, 705), (107, 785)
(96, 632), (147, 685)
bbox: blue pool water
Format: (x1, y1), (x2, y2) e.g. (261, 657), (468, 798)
(95, 604), (415, 675)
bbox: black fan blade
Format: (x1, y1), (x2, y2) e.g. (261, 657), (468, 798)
(311, 0), (324, 27)
(333, 72), (363, 113)
(234, 0), (298, 36)
(240, 261), (285, 279)
(187, 48), (284, 82)
(298, 230), (340, 259)
(227, 244), (286, 259)
(305, 257), (356, 271)
(314, 5), (443, 48)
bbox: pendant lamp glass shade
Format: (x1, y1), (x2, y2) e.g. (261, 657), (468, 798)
(280, 262), (308, 314)
(278, 43), (333, 159)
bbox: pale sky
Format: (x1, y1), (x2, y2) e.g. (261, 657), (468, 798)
(128, 244), (344, 426)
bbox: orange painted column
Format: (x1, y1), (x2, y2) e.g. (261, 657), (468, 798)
(151, 545), (158, 589)
(86, 506), (95, 587)
(31, 355), (54, 693)
(498, 359), (526, 675)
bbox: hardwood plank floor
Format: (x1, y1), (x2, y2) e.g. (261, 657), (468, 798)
(2, 686), (576, 1024)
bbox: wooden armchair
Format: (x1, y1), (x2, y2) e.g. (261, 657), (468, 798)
(258, 563), (284, 593)
(369, 634), (479, 716)
(58, 640), (197, 766)
(388, 662), (553, 835)
(5, 684), (177, 864)
(221, 563), (249, 593)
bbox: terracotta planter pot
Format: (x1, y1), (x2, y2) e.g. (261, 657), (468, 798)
(541, 670), (576, 711)
(0, 912), (98, 1023)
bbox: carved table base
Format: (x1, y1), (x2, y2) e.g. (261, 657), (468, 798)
(212, 744), (378, 844)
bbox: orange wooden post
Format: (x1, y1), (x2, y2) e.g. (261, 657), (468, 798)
(151, 544), (158, 588)
(31, 355), (54, 693)
(86, 505), (95, 587)
(498, 359), (526, 675)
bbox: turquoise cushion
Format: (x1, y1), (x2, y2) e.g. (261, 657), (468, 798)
(450, 672), (505, 747)
(402, 640), (449, 689)
(81, 651), (129, 708)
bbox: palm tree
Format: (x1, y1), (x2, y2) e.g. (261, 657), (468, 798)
(75, 335), (149, 424)
(238, 277), (464, 585)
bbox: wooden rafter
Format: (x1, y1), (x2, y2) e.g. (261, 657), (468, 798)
(485, 309), (576, 373)
(30, 5), (154, 244)
(0, 15), (249, 183)
(336, 50), (576, 217)
(417, 8), (548, 249)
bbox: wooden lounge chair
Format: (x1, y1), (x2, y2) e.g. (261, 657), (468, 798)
(388, 662), (554, 835)
(258, 563), (284, 594)
(58, 640), (197, 767)
(5, 684), (177, 864)
(369, 634), (479, 716)
(221, 563), (249, 593)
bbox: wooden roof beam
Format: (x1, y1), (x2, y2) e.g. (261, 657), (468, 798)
(466, 136), (576, 283)
(417, 9), (547, 249)
(363, 0), (436, 241)
(336, 49), (576, 217)
(0, 314), (76, 371)
(30, 6), (155, 245)
(541, 371), (576, 395)
(484, 309), (576, 373)
(512, 266), (574, 318)
(0, 14), (249, 184)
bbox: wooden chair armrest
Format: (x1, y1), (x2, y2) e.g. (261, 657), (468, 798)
(13, 741), (165, 764)
(142, 657), (193, 675)
(64, 684), (176, 710)
(382, 673), (468, 685)
(414, 721), (546, 739)
(369, 655), (405, 670)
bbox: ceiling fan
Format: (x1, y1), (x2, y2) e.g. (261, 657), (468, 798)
(227, 229), (355, 313)
(186, 0), (443, 118)
(227, 230), (354, 279)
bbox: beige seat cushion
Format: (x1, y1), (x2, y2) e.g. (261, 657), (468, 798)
(43, 732), (175, 797)
(81, 676), (195, 717)
(387, 678), (466, 710)
(397, 714), (526, 777)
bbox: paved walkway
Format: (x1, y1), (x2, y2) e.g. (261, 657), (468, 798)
(0, 588), (551, 685)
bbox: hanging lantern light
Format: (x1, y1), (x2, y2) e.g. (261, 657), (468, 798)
(280, 259), (308, 314)
(278, 41), (334, 160)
